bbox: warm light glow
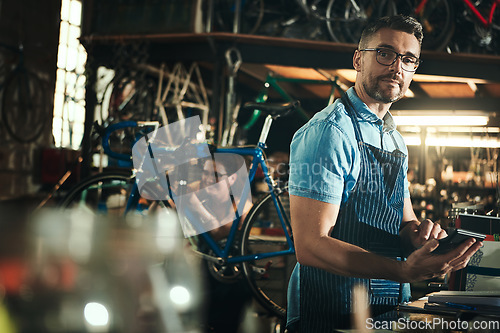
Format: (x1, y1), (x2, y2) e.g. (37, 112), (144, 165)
(402, 134), (500, 148)
(402, 135), (422, 146)
(466, 80), (478, 93)
(84, 302), (109, 327)
(412, 74), (489, 83)
(404, 88), (414, 98)
(170, 285), (191, 310)
(394, 115), (489, 127)
(335, 69), (357, 82)
(426, 136), (500, 147)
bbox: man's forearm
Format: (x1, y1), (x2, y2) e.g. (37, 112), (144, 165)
(296, 236), (407, 282)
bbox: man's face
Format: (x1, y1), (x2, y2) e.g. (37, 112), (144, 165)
(200, 160), (232, 200)
(355, 28), (421, 104)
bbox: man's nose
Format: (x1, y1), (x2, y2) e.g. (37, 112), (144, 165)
(389, 56), (403, 73)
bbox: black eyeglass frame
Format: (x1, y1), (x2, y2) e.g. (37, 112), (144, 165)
(359, 48), (422, 72)
(202, 169), (228, 179)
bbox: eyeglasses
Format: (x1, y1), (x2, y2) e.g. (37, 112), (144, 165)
(202, 170), (227, 179)
(359, 48), (421, 72)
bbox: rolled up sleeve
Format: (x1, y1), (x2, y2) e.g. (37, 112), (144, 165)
(288, 120), (355, 205)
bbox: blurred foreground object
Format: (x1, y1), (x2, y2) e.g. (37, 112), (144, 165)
(0, 206), (202, 333)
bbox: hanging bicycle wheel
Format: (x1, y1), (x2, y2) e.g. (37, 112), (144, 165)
(59, 171), (138, 216)
(450, 1), (500, 55)
(240, 187), (296, 319)
(107, 75), (157, 122)
(2, 68), (47, 143)
(378, 0), (454, 51)
(325, 0), (378, 44)
(213, 0), (267, 34)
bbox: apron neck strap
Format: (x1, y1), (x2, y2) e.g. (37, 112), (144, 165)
(342, 93), (402, 152)
(389, 131), (401, 151)
(341, 93), (364, 143)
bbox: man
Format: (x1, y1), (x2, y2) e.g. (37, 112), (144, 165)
(165, 149), (252, 238)
(169, 154), (254, 332)
(286, 15), (482, 332)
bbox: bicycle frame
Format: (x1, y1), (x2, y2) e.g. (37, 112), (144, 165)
(416, 0), (499, 28)
(101, 119), (295, 265)
(197, 145), (294, 264)
(242, 73), (343, 130)
(462, 0), (499, 28)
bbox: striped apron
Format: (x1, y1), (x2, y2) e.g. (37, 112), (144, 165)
(298, 94), (410, 331)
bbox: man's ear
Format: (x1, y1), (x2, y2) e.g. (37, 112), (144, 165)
(353, 49), (362, 72)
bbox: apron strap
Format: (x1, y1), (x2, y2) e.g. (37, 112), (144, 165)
(389, 132), (401, 151)
(341, 93), (364, 143)
(343, 93), (403, 154)
(370, 278), (401, 298)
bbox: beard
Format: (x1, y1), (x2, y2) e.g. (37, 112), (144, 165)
(363, 74), (405, 103)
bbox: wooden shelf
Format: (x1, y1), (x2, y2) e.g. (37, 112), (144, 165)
(81, 32), (500, 82)
(79, 32), (500, 178)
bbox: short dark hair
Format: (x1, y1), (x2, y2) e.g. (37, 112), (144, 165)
(359, 15), (423, 49)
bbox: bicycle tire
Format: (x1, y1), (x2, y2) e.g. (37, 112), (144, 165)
(378, 0), (454, 51)
(107, 75), (157, 122)
(213, 0), (266, 34)
(59, 170), (137, 214)
(449, 2), (499, 55)
(240, 187), (295, 319)
(2, 68), (47, 143)
(325, 0), (378, 44)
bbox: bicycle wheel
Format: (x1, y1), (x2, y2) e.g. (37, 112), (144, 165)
(378, 0), (454, 51)
(449, 1), (500, 55)
(107, 75), (157, 122)
(325, 0), (378, 44)
(59, 169), (175, 217)
(2, 68), (48, 143)
(59, 170), (137, 216)
(240, 187), (296, 319)
(213, 0), (266, 34)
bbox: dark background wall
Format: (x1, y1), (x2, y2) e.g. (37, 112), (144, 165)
(0, 0), (61, 198)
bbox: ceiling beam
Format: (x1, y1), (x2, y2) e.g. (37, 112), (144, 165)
(408, 82), (430, 98)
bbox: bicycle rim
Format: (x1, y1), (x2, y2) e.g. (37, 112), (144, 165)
(213, 0), (265, 34)
(326, 0), (377, 44)
(205, 238), (243, 283)
(107, 76), (157, 122)
(467, 7), (500, 53)
(240, 188), (295, 318)
(2, 69), (47, 143)
(378, 0), (454, 51)
(59, 171), (136, 216)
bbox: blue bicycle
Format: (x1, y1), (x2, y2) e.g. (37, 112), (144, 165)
(59, 101), (299, 318)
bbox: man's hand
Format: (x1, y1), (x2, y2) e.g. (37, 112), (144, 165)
(400, 236), (483, 283)
(402, 219), (447, 250)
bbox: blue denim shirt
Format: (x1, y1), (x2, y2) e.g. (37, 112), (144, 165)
(286, 87), (410, 328)
(288, 87), (410, 205)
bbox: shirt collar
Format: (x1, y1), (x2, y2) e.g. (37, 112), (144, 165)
(346, 87), (397, 133)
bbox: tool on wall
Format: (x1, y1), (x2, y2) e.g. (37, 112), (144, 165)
(221, 47), (242, 146)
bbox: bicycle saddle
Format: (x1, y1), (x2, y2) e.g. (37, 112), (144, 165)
(243, 100), (300, 119)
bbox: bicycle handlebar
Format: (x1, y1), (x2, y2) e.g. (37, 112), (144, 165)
(243, 100), (300, 119)
(102, 121), (137, 161)
(102, 121), (159, 161)
(242, 100), (300, 128)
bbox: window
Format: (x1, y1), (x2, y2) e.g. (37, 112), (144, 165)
(52, 0), (87, 148)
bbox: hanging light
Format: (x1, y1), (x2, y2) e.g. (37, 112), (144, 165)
(393, 110), (489, 127)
